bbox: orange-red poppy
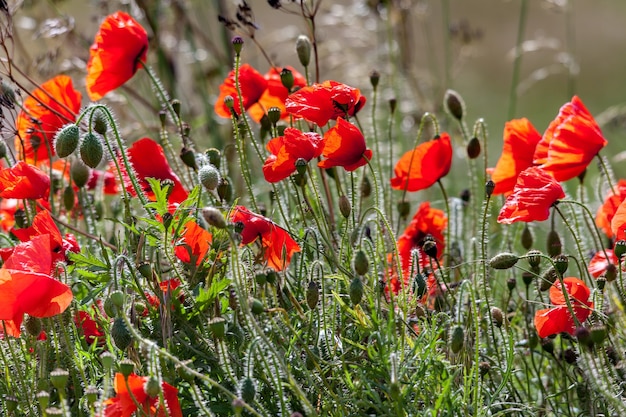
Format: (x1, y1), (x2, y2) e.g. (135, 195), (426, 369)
(588, 249), (618, 279)
(497, 167), (565, 224)
(0, 161), (50, 200)
(318, 117), (372, 171)
(125, 138), (188, 204)
(390, 133), (453, 192)
(86, 11), (149, 101)
(0, 199), (19, 232)
(596, 179), (626, 239)
(15, 75), (82, 163)
(610, 197), (626, 241)
(74, 306), (106, 346)
(174, 220), (212, 266)
(285, 80), (366, 126)
(103, 372), (182, 417)
(214, 64), (268, 118)
(0, 234), (73, 337)
(534, 277), (593, 338)
(87, 166), (120, 195)
(248, 66), (307, 123)
(533, 96), (607, 182)
(262, 127), (324, 182)
(487, 118), (541, 195)
(230, 205), (300, 271)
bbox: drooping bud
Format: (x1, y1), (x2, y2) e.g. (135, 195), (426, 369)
(80, 132), (103, 168)
(232, 36), (244, 54)
(63, 185), (75, 211)
(71, 161), (90, 188)
(144, 376), (160, 398)
(240, 377), (256, 403)
(353, 250), (369, 276)
(202, 207), (227, 229)
(450, 325), (464, 353)
(521, 224), (533, 250)
(349, 276), (364, 306)
(280, 68), (294, 91)
(489, 252), (519, 270)
(180, 147), (197, 169)
(92, 108), (108, 134)
(466, 137), (480, 159)
(397, 200), (410, 219)
(413, 273), (427, 298)
(137, 262), (152, 279)
(205, 148), (221, 169)
(198, 164), (221, 191)
(444, 89), (465, 121)
(339, 195), (351, 218)
(546, 229), (562, 257)
(539, 267), (557, 291)
(217, 177), (233, 202)
(490, 307), (504, 328)
(54, 124), (80, 158)
(306, 280), (319, 310)
(111, 318), (132, 351)
(295, 35), (311, 67)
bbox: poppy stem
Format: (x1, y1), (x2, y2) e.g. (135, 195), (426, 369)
(553, 204), (592, 283)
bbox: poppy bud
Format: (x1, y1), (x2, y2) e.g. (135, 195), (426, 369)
(460, 189), (470, 203)
(575, 326), (592, 347)
(137, 262), (152, 279)
(267, 106), (282, 124)
(466, 137), (480, 159)
(422, 239), (438, 258)
(605, 263), (617, 283)
(397, 200), (410, 219)
(54, 124), (80, 158)
(240, 377), (256, 403)
(521, 225), (533, 250)
(615, 240), (626, 259)
(293, 171), (307, 187)
(50, 368), (69, 391)
(37, 392), (50, 410)
(353, 250), (369, 276)
(489, 252), (519, 270)
(280, 68), (294, 91)
(92, 108), (108, 134)
(14, 208), (27, 229)
(119, 359), (135, 377)
(590, 325), (607, 345)
(491, 307), (504, 328)
(339, 195), (351, 218)
(217, 177), (233, 202)
(202, 207), (227, 229)
(306, 280), (320, 310)
(553, 254), (568, 276)
(485, 180), (495, 197)
(540, 337), (554, 354)
(63, 185), (75, 211)
(539, 267), (557, 291)
(389, 98), (397, 114)
(250, 297), (264, 315)
(208, 317), (226, 340)
(546, 230), (562, 257)
(0, 140), (6, 159)
(349, 276), (364, 306)
(198, 164), (221, 191)
(111, 318), (132, 351)
(413, 273), (427, 298)
(180, 147), (197, 169)
(24, 315), (42, 336)
(295, 35), (311, 67)
(109, 290), (125, 309)
(562, 348), (577, 364)
(369, 70), (380, 88)
(522, 271), (534, 287)
(71, 161), (90, 188)
(444, 89), (465, 121)
(254, 272), (267, 285)
(232, 36), (244, 54)
(144, 376), (160, 398)
(450, 325), (464, 353)
(80, 132), (103, 168)
(206, 148), (221, 169)
(360, 176), (372, 198)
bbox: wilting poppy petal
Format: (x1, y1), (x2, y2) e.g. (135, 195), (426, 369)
(533, 96), (607, 182)
(285, 80), (366, 127)
(86, 11), (148, 101)
(230, 206), (300, 271)
(248, 66), (307, 123)
(488, 119), (541, 195)
(318, 118), (372, 171)
(497, 167), (565, 224)
(174, 221), (212, 266)
(0, 161), (50, 200)
(125, 138), (188, 204)
(534, 277), (593, 338)
(596, 179), (626, 239)
(588, 249), (618, 278)
(214, 64), (268, 118)
(390, 133), (453, 192)
(104, 372), (182, 417)
(15, 75), (82, 163)
(262, 128), (324, 182)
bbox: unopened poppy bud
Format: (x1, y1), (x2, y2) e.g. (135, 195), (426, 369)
(615, 240), (626, 259)
(63, 185), (75, 211)
(232, 36), (244, 54)
(267, 106), (282, 124)
(553, 254), (568, 275)
(119, 359), (135, 377)
(176, 360), (195, 383)
(369, 70), (380, 88)
(590, 325), (607, 345)
(198, 164), (221, 191)
(507, 277), (516, 292)
(546, 230), (562, 257)
(306, 280), (320, 309)
(339, 195), (351, 218)
(280, 68), (294, 91)
(206, 148), (221, 169)
(521, 225), (533, 250)
(489, 252), (519, 270)
(171, 99), (181, 117)
(50, 368), (69, 390)
(224, 95), (235, 109)
(71, 161), (90, 189)
(349, 276), (364, 306)
(137, 262), (152, 279)
(202, 207), (227, 229)
(575, 326), (592, 347)
(180, 147), (197, 169)
(466, 137), (480, 159)
(91, 108), (108, 134)
(37, 391), (50, 410)
(109, 290), (125, 309)
(491, 307), (504, 328)
(24, 315), (42, 336)
(540, 337), (554, 354)
(295, 35), (311, 67)
(144, 376), (160, 398)
(217, 177), (233, 202)
(605, 263), (617, 282)
(413, 273), (427, 298)
(389, 98), (397, 114)
(485, 180), (495, 197)
(209, 317), (226, 339)
(112, 318), (132, 351)
(354, 250), (369, 276)
(450, 325), (464, 354)
(0, 141), (6, 159)
(539, 267), (557, 291)
(250, 297), (264, 315)
(80, 132), (103, 168)
(522, 271), (534, 287)
(397, 200), (410, 219)
(255, 271), (267, 285)
(361, 176), (372, 198)
(444, 89), (465, 121)
(54, 124), (80, 158)
(240, 377), (256, 403)
(460, 189), (470, 203)
(422, 239), (438, 258)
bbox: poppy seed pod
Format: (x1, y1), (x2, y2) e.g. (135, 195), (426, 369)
(54, 124), (80, 158)
(369, 70), (380, 89)
(119, 359), (135, 377)
(80, 132), (103, 168)
(280, 68), (294, 91)
(50, 368), (70, 390)
(553, 254), (568, 275)
(36, 392), (50, 410)
(171, 99), (181, 117)
(267, 106), (282, 125)
(444, 89), (465, 121)
(422, 239), (438, 258)
(526, 250), (542, 269)
(231, 36), (244, 54)
(614, 240), (626, 259)
(295, 35), (311, 67)
(485, 180), (496, 197)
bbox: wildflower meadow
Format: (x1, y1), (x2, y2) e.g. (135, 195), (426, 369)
(1, 1), (626, 416)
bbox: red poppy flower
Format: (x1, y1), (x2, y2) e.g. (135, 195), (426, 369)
(596, 180), (626, 239)
(534, 277), (593, 338)
(497, 167), (565, 224)
(103, 372), (182, 417)
(174, 221), (212, 265)
(262, 128), (324, 182)
(0, 199), (19, 232)
(15, 75), (82, 163)
(0, 161), (50, 200)
(86, 11), (149, 101)
(248, 66), (307, 123)
(87, 167), (119, 195)
(0, 234), (73, 337)
(125, 138), (188, 204)
(610, 197), (626, 241)
(214, 64), (268, 118)
(74, 309), (106, 346)
(230, 206), (300, 271)
(487, 118), (541, 195)
(588, 249), (618, 279)
(318, 118), (372, 171)
(533, 96), (607, 182)
(285, 80), (366, 126)
(390, 133), (453, 192)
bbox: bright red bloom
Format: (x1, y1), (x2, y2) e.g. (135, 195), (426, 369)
(248, 66), (307, 123)
(285, 80), (366, 126)
(230, 206), (300, 271)
(318, 118), (372, 171)
(610, 197), (626, 241)
(487, 119), (542, 195)
(588, 249), (618, 279)
(0, 161), (50, 200)
(534, 277), (593, 338)
(0, 199), (19, 232)
(125, 138), (188, 204)
(497, 167), (565, 224)
(0, 235), (73, 337)
(214, 64), (268, 118)
(74, 308), (106, 346)
(263, 128), (324, 182)
(174, 220), (212, 265)
(596, 180), (626, 239)
(86, 11), (148, 101)
(15, 75), (82, 163)
(533, 96), (607, 182)
(390, 133), (453, 192)
(103, 372), (182, 417)
(87, 167), (119, 195)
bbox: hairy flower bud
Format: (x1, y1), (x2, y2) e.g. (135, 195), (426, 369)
(546, 230), (562, 257)
(111, 318), (132, 351)
(466, 137), (481, 159)
(295, 35), (311, 67)
(353, 250), (369, 276)
(198, 164), (221, 191)
(71, 161), (90, 188)
(339, 195), (351, 218)
(54, 124), (80, 158)
(444, 89), (465, 121)
(202, 207), (227, 229)
(450, 325), (464, 354)
(80, 132), (103, 168)
(521, 225), (533, 250)
(349, 276), (364, 306)
(306, 280), (320, 310)
(489, 252), (519, 270)
(205, 148), (221, 169)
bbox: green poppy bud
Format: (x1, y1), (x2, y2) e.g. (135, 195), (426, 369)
(54, 124), (80, 158)
(80, 132), (103, 168)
